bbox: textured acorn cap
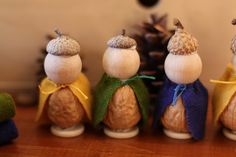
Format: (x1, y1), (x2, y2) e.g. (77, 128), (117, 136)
(107, 30), (137, 49)
(231, 19), (236, 54)
(167, 19), (198, 55)
(46, 29), (80, 56)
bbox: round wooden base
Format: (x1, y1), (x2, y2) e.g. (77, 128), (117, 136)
(163, 128), (192, 140)
(104, 127), (139, 139)
(223, 128), (236, 141)
(50, 124), (84, 138)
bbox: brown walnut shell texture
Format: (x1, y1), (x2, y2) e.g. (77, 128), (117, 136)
(220, 93), (236, 131)
(47, 88), (85, 128)
(161, 97), (189, 133)
(103, 85), (141, 129)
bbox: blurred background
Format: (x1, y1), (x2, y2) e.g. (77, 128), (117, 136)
(0, 0), (235, 104)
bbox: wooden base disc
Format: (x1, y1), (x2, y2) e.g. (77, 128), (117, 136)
(223, 128), (236, 141)
(50, 124), (84, 138)
(104, 127), (139, 139)
(163, 128), (192, 140)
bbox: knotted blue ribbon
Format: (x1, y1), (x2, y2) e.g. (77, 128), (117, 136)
(172, 84), (187, 105)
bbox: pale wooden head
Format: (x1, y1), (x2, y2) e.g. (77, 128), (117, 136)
(103, 47), (140, 80)
(44, 54), (82, 84)
(164, 52), (202, 84)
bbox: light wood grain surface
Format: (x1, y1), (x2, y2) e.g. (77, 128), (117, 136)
(0, 102), (236, 157)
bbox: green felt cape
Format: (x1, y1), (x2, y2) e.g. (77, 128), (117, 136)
(0, 93), (15, 122)
(93, 73), (150, 127)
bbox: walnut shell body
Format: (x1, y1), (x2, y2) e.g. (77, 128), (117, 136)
(103, 85), (141, 129)
(161, 97), (188, 133)
(47, 88), (85, 128)
(220, 93), (236, 131)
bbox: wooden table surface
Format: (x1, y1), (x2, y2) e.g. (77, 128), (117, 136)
(0, 104), (236, 157)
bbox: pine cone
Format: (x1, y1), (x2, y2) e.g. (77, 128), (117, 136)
(132, 14), (174, 106)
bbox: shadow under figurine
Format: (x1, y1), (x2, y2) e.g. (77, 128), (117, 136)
(36, 30), (92, 138)
(0, 93), (18, 145)
(93, 30), (154, 139)
(211, 19), (236, 141)
(153, 19), (208, 140)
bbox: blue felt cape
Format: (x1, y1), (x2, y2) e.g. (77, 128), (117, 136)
(153, 78), (208, 139)
(0, 119), (18, 145)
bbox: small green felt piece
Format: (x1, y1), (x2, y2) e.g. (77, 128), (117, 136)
(93, 74), (149, 127)
(129, 79), (149, 126)
(0, 93), (15, 122)
(93, 74), (122, 127)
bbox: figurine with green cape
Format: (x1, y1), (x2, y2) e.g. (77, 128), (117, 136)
(93, 30), (154, 139)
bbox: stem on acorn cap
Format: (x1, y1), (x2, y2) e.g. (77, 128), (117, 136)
(122, 29), (126, 36)
(173, 18), (184, 29)
(54, 29), (63, 37)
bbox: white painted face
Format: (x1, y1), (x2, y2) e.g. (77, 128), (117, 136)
(44, 54), (82, 84)
(103, 46), (140, 80)
(164, 52), (202, 84)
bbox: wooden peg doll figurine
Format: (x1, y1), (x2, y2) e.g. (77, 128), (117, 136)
(0, 93), (18, 144)
(153, 19), (208, 140)
(211, 19), (236, 141)
(36, 30), (92, 138)
(93, 30), (154, 139)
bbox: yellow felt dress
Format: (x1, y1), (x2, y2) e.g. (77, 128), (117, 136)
(36, 73), (92, 121)
(211, 64), (236, 124)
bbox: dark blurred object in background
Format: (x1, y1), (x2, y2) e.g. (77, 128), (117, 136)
(133, 14), (174, 109)
(138, 0), (160, 8)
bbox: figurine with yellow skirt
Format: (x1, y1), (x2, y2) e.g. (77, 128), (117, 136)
(211, 19), (236, 141)
(36, 30), (92, 138)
